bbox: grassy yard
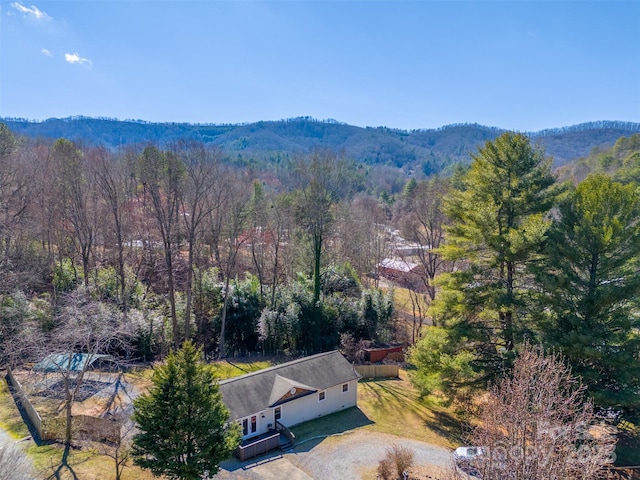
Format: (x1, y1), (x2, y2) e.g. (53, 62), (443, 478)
(207, 359), (272, 380)
(393, 286), (428, 315)
(0, 371), (156, 480)
(357, 370), (462, 447)
(292, 369), (463, 449)
(0, 359), (271, 480)
(291, 369), (640, 470)
(391, 286), (432, 343)
(9, 357), (633, 478)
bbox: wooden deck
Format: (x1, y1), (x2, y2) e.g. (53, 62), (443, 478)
(235, 432), (281, 461)
(234, 422), (296, 461)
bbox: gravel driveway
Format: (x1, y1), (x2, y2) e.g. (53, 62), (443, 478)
(0, 427), (35, 479)
(217, 429), (452, 480)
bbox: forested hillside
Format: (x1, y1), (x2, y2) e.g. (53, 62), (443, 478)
(3, 116), (639, 174)
(1, 120), (639, 420)
(557, 132), (640, 183)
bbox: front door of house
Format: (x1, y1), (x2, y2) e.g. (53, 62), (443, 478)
(274, 406), (281, 426)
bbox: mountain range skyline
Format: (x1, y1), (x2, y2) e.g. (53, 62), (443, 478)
(2, 1), (638, 131)
(5, 116), (639, 173)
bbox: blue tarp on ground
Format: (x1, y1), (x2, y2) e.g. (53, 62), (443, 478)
(33, 353), (111, 372)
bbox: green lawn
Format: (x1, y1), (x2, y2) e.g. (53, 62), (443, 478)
(393, 287), (429, 319)
(207, 359), (272, 380)
(357, 370), (463, 447)
(0, 375), (31, 440)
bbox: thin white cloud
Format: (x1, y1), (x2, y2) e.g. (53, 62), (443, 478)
(10, 2), (51, 20)
(41, 48), (53, 57)
(65, 53), (92, 67)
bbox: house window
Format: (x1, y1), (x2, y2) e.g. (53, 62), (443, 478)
(242, 418), (248, 436)
(342, 383), (349, 393)
(275, 407), (281, 421)
(319, 391), (325, 401)
(251, 415), (257, 433)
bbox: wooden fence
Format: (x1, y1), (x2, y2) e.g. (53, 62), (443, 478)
(6, 368), (121, 443)
(5, 367), (49, 440)
(355, 364), (399, 379)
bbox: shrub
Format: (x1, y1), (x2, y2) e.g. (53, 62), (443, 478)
(53, 257), (81, 292)
(388, 444), (415, 478)
(377, 457), (394, 480)
(377, 444), (415, 480)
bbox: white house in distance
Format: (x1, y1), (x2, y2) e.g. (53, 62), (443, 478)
(219, 351), (360, 443)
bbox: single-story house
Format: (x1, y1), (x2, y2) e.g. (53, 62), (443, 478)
(219, 351), (360, 444)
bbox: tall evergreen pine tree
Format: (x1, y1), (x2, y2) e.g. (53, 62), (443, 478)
(418, 132), (556, 394)
(534, 174), (640, 409)
(132, 341), (240, 480)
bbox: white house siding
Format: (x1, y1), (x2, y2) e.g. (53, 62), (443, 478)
(276, 379), (358, 429)
(238, 410), (269, 440)
(223, 351), (362, 441)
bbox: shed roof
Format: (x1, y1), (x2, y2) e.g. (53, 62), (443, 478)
(219, 351), (360, 420)
(33, 353), (112, 373)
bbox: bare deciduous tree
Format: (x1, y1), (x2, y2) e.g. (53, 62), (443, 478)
(336, 194), (391, 289)
(137, 145), (185, 350)
(217, 169), (251, 359)
(51, 139), (100, 288)
(0, 126), (38, 293)
(94, 416), (136, 480)
(92, 145), (135, 312)
(266, 192), (295, 309)
(33, 290), (134, 446)
(465, 343), (616, 480)
(396, 178), (450, 303)
(174, 140), (222, 341)
(289, 152), (355, 306)
(394, 178), (453, 342)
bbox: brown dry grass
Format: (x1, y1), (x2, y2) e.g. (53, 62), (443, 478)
(1, 359), (272, 480)
(361, 462), (463, 480)
(11, 369), (151, 420)
(1, 373), (155, 480)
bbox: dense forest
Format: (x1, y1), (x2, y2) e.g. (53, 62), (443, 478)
(3, 116), (639, 174)
(1, 121), (639, 417)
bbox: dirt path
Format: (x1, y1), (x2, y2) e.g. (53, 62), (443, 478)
(218, 429), (452, 479)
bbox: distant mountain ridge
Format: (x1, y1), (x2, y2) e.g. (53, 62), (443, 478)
(3, 116), (639, 172)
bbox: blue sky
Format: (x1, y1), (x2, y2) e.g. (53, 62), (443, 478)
(1, 1), (639, 131)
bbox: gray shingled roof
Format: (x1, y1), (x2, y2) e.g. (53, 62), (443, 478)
(219, 351), (360, 420)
